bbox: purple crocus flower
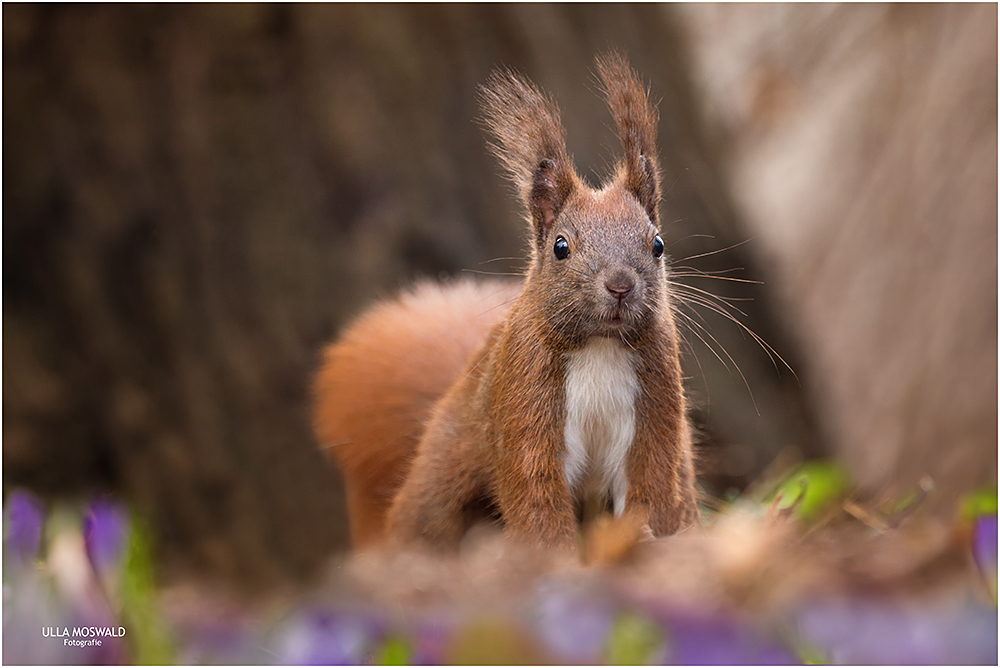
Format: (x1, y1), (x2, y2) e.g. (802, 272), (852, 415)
(3, 489), (45, 564)
(82, 497), (130, 576)
(973, 515), (998, 595)
(175, 618), (269, 665)
(409, 617), (454, 665)
(665, 612), (798, 665)
(796, 598), (998, 665)
(531, 580), (615, 663)
(274, 609), (384, 665)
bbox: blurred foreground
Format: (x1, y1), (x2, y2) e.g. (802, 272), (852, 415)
(5, 467), (996, 665)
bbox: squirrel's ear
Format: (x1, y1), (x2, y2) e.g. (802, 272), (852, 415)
(597, 52), (661, 224)
(480, 70), (577, 246)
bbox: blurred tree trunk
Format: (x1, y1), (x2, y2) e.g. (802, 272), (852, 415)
(676, 3), (998, 509)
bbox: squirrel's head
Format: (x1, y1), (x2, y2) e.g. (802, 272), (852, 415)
(480, 52), (670, 345)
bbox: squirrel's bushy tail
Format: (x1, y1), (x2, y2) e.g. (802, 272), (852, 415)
(313, 279), (520, 548)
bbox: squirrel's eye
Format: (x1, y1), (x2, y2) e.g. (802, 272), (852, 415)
(652, 234), (664, 259)
(553, 235), (570, 260)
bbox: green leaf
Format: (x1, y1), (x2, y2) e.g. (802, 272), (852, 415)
(769, 461), (849, 523)
(119, 512), (175, 664)
(376, 636), (412, 665)
(793, 640), (830, 665)
(605, 612), (664, 665)
(962, 488), (999, 521)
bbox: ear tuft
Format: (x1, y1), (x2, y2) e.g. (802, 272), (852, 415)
(596, 52), (661, 223)
(480, 70), (578, 244)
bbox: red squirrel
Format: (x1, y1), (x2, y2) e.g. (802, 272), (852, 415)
(313, 53), (699, 550)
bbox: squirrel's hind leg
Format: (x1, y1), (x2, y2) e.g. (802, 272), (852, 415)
(386, 429), (489, 548)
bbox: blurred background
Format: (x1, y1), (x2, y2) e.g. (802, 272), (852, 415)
(4, 4), (996, 591)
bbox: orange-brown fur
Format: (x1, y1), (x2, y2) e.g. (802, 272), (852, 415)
(314, 53), (699, 550)
(313, 280), (520, 548)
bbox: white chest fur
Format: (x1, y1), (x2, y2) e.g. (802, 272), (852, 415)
(563, 337), (639, 516)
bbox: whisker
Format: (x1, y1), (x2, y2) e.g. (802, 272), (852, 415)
(663, 168), (687, 197)
(674, 238), (753, 263)
(674, 288), (798, 382)
(674, 307), (724, 376)
(675, 291), (752, 338)
(673, 288), (755, 312)
(673, 312), (711, 408)
(672, 274), (762, 286)
(473, 290), (522, 320)
(668, 233), (715, 250)
(673, 298), (761, 416)
(671, 267), (763, 285)
(672, 283), (751, 318)
(461, 269), (526, 277)
(673, 300), (735, 375)
(671, 265), (747, 276)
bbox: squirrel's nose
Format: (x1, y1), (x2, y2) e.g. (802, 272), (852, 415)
(605, 275), (635, 301)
